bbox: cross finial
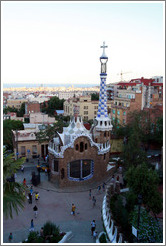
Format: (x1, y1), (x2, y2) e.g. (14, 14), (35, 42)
(100, 41), (108, 57)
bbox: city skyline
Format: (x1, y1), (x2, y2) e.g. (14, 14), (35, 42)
(2, 1), (165, 85)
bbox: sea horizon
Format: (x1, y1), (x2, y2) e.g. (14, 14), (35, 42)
(3, 83), (99, 89)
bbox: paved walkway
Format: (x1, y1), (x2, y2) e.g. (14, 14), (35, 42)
(3, 162), (114, 243)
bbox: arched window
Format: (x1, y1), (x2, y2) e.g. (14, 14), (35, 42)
(104, 132), (106, 137)
(76, 144), (79, 151)
(80, 142), (84, 152)
(104, 154), (106, 160)
(105, 121), (107, 126)
(100, 121), (102, 126)
(85, 143), (88, 150)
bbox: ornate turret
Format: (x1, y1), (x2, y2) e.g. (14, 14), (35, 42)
(94, 42), (112, 132)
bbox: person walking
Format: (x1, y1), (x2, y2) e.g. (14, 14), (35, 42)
(8, 232), (13, 243)
(28, 193), (32, 204)
(40, 227), (44, 237)
(97, 185), (101, 193)
(93, 231), (98, 241)
(89, 189), (92, 199)
(92, 196), (96, 207)
(29, 219), (34, 231)
(23, 178), (26, 187)
(30, 186), (33, 195)
(71, 203), (76, 215)
(91, 220), (96, 236)
(33, 205), (38, 218)
(102, 182), (106, 192)
(21, 165), (24, 173)
(35, 192), (39, 202)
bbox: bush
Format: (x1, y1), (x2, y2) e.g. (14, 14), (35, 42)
(99, 233), (107, 243)
(130, 206), (163, 243)
(43, 221), (60, 236)
(23, 221), (63, 243)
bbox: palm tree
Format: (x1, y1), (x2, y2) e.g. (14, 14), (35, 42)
(3, 149), (26, 219)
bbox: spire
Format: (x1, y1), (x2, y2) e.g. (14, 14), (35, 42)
(95, 42), (112, 131)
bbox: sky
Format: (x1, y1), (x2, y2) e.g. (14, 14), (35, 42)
(1, 1), (165, 85)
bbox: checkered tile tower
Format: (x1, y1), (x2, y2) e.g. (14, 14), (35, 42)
(95, 42), (112, 131)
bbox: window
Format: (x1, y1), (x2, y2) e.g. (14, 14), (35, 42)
(117, 119), (120, 123)
(84, 106), (88, 109)
(84, 116), (88, 120)
(123, 111), (126, 115)
(84, 111), (88, 115)
(112, 109), (115, 114)
(115, 102), (117, 105)
(94, 111), (97, 115)
(21, 146), (26, 156)
(123, 119), (126, 124)
(85, 143), (88, 150)
(70, 160), (80, 178)
(104, 154), (106, 160)
(32, 145), (37, 155)
(104, 132), (106, 137)
(69, 159), (93, 180)
(54, 159), (59, 172)
(76, 144), (79, 151)
(80, 142), (84, 152)
(117, 111), (120, 115)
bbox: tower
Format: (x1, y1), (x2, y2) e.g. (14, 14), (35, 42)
(93, 41), (112, 145)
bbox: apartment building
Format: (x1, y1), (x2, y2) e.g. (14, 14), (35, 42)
(110, 77), (163, 125)
(7, 99), (28, 109)
(29, 112), (56, 124)
(64, 95), (112, 121)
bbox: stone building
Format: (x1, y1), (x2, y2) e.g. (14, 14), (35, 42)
(48, 42), (114, 188)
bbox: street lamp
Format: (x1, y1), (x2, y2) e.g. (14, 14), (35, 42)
(137, 194), (142, 242)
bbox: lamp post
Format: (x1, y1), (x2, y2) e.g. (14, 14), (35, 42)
(137, 194), (142, 242)
(16, 129), (18, 160)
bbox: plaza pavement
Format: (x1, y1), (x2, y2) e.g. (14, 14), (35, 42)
(3, 160), (113, 243)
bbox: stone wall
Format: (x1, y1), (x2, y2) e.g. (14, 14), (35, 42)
(102, 182), (126, 243)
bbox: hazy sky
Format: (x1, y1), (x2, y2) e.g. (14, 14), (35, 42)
(1, 1), (164, 85)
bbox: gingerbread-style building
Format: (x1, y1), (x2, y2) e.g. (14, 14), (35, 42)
(48, 42), (113, 187)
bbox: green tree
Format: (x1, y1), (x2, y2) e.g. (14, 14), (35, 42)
(125, 163), (162, 215)
(17, 102), (25, 117)
(36, 120), (68, 144)
(91, 93), (99, 101)
(3, 150), (26, 219)
(3, 119), (24, 150)
(42, 96), (65, 116)
(130, 206), (162, 243)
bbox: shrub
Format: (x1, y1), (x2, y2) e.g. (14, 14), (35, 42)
(130, 206), (163, 243)
(99, 233), (107, 243)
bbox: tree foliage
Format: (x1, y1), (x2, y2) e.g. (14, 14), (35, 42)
(91, 93), (99, 101)
(41, 96), (64, 116)
(23, 221), (62, 243)
(3, 119), (24, 150)
(3, 102), (25, 117)
(130, 206), (163, 243)
(125, 163), (162, 215)
(36, 120), (69, 144)
(3, 150), (26, 219)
